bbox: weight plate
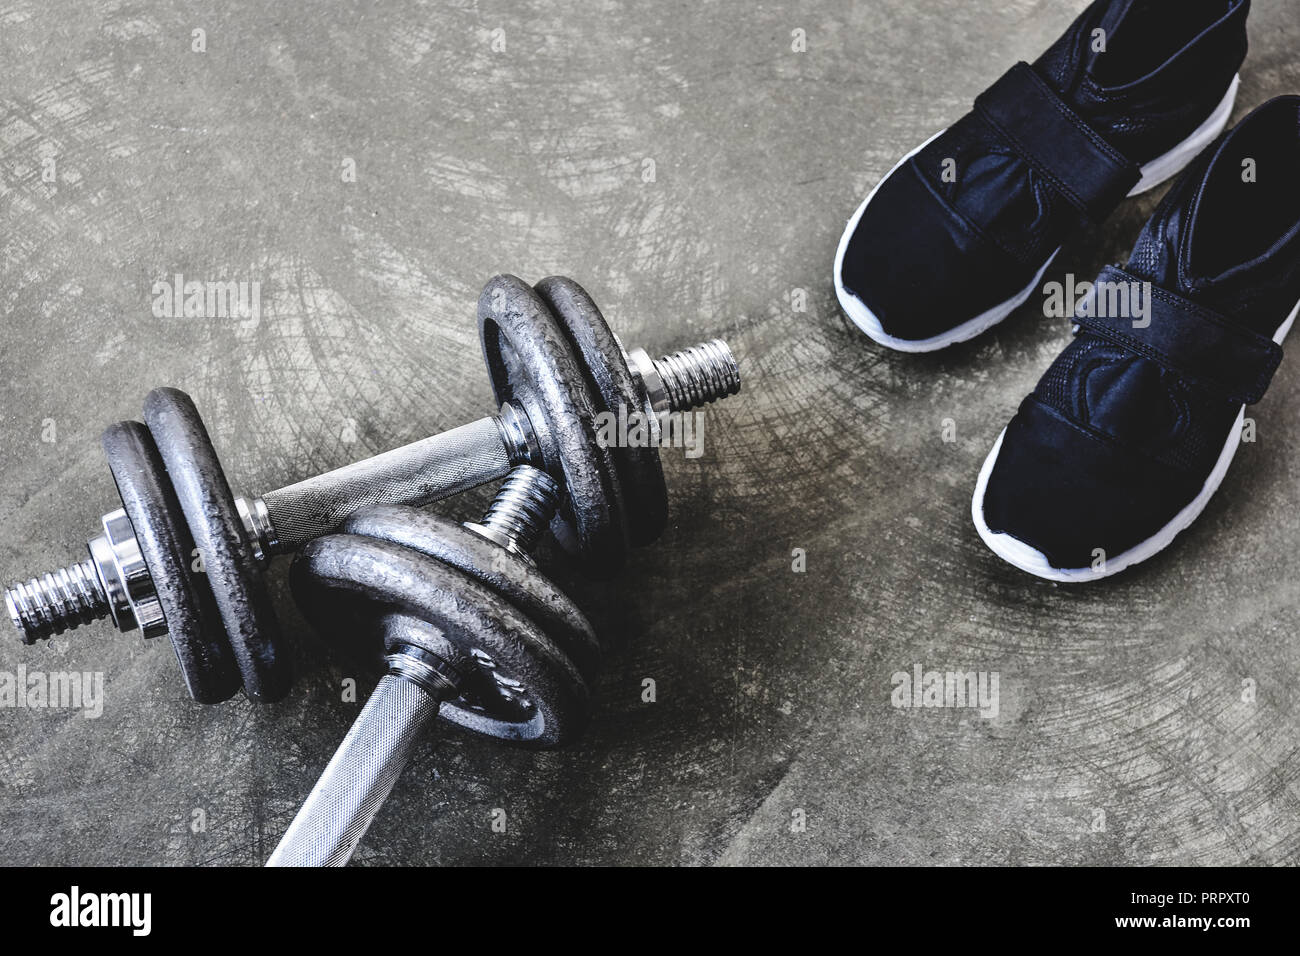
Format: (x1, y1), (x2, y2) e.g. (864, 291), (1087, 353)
(291, 533), (590, 747)
(534, 276), (669, 547)
(340, 505), (601, 681)
(102, 421), (241, 704)
(143, 387), (289, 704)
(478, 274), (629, 577)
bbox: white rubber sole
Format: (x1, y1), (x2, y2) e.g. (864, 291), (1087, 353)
(972, 293), (1300, 583)
(833, 75), (1241, 353)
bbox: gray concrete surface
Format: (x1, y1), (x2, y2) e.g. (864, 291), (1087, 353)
(1, 0), (1298, 866)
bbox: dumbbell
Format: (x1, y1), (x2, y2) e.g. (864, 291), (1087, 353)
(4, 274), (740, 704)
(267, 465), (596, 865)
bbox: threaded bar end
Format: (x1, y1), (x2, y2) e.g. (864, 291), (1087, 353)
(478, 467), (561, 555)
(6, 559), (110, 644)
(653, 339), (741, 412)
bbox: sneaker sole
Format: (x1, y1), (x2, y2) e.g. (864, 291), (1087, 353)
(833, 75), (1241, 353)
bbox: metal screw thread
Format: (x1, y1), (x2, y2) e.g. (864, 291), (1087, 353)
(5, 559), (109, 644)
(653, 339), (741, 412)
(477, 466), (561, 555)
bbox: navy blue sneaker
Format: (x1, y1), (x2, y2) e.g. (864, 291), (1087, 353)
(973, 95), (1300, 581)
(834, 0), (1249, 352)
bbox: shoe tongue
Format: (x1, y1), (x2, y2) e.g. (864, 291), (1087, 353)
(1120, 127), (1288, 342)
(1036, 0), (1147, 108)
(1084, 0), (1139, 76)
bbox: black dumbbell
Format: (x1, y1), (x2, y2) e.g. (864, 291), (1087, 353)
(267, 466), (596, 865)
(5, 275), (740, 705)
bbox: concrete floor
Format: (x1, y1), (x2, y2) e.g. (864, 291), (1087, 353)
(1, 0), (1298, 866)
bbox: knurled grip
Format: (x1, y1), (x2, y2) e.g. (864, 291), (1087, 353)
(261, 417), (512, 552)
(267, 674), (444, 867)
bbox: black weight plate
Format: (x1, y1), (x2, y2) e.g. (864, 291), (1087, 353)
(534, 276), (669, 547)
(478, 274), (629, 578)
(143, 387), (289, 703)
(101, 421), (241, 704)
(290, 534), (590, 748)
(340, 505), (600, 681)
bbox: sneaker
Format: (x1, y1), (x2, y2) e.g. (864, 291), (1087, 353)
(834, 0), (1249, 352)
(973, 95), (1300, 581)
